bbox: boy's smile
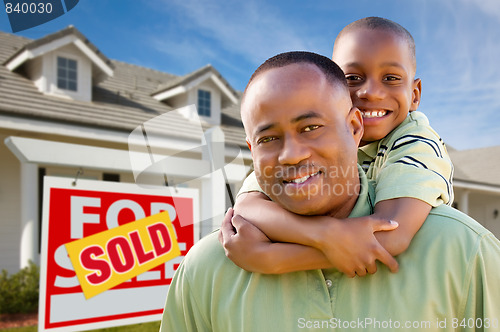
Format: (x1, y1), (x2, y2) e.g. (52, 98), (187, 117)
(332, 28), (421, 145)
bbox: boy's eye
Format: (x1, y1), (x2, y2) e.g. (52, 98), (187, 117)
(303, 125), (321, 132)
(345, 74), (362, 82)
(383, 75), (401, 82)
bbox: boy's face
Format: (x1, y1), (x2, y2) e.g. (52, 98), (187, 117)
(242, 63), (363, 217)
(332, 28), (421, 144)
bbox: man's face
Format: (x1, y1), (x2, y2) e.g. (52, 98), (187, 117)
(333, 28), (421, 144)
(242, 63), (363, 216)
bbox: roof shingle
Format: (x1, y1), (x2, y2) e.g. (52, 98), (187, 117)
(0, 29), (246, 147)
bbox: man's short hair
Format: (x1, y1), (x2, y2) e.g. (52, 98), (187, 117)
(242, 51), (347, 104)
(336, 16), (416, 71)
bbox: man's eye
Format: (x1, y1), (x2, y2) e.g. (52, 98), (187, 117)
(258, 136), (277, 144)
(303, 125), (320, 132)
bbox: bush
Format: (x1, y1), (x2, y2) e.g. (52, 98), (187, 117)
(0, 261), (39, 314)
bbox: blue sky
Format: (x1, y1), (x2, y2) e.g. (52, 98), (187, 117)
(1, 0), (499, 151)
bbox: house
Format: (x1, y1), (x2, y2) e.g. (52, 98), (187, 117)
(449, 146), (500, 237)
(1, 27), (498, 275)
(0, 26), (251, 274)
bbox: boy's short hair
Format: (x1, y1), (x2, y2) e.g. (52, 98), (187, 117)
(336, 16), (416, 71)
(242, 51), (347, 104)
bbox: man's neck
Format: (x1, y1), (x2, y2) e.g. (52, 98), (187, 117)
(326, 174), (361, 219)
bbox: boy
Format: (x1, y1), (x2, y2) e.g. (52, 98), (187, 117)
(222, 17), (453, 277)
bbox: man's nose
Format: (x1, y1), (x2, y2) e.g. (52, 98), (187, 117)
(278, 135), (311, 165)
(356, 79), (385, 101)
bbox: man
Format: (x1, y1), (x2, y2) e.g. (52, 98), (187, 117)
(160, 52), (500, 331)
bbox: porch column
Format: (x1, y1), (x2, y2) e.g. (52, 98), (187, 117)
(19, 162), (39, 268)
(459, 190), (470, 215)
(200, 127), (226, 237)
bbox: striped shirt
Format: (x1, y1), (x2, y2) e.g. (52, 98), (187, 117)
(358, 111), (454, 207)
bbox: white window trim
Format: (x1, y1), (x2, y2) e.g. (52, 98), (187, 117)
(56, 56), (78, 92)
(197, 88), (212, 118)
(196, 87), (219, 124)
(51, 51), (83, 99)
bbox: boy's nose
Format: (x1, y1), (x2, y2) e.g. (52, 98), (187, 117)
(278, 135), (311, 165)
(356, 79), (385, 101)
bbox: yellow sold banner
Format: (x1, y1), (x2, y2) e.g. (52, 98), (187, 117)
(66, 211), (180, 299)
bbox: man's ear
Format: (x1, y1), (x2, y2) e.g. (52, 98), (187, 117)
(410, 78), (422, 111)
(246, 138), (252, 152)
(348, 107), (364, 146)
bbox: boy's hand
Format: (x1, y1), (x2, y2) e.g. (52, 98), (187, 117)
(316, 217), (399, 277)
(219, 208), (276, 273)
(219, 208), (335, 274)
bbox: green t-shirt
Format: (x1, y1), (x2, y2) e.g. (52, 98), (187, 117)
(161, 172), (500, 332)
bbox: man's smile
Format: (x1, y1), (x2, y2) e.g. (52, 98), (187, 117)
(283, 170), (322, 185)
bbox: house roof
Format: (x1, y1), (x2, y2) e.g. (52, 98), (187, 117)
(449, 145), (500, 186)
(3, 26), (114, 79)
(0, 29), (246, 148)
(4, 28), (497, 188)
(154, 64), (213, 93)
(154, 64), (237, 97)
(151, 64), (239, 109)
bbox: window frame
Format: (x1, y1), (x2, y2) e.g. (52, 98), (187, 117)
(56, 55), (78, 92)
(197, 89), (212, 117)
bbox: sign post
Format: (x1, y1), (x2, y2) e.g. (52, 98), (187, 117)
(39, 176), (199, 331)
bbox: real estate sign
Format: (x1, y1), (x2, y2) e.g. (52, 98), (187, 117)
(39, 177), (199, 332)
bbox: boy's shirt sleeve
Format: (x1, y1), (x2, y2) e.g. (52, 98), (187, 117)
(360, 111), (454, 207)
(236, 171), (266, 198)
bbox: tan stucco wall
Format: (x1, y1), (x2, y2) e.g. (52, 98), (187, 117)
(0, 133), (22, 274)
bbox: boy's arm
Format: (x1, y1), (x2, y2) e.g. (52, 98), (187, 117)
(219, 208), (333, 274)
(372, 198), (431, 255)
(361, 115), (449, 254)
(231, 193), (399, 276)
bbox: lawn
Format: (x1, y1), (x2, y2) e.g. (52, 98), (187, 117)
(0, 321), (161, 332)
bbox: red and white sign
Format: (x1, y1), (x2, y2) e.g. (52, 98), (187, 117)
(39, 177), (199, 332)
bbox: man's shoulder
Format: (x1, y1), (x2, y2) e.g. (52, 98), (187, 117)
(404, 205), (500, 274)
(176, 231), (229, 281)
(183, 231), (225, 266)
(178, 230), (257, 294)
(424, 205), (494, 242)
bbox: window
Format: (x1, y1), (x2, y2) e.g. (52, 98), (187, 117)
(103, 173), (120, 182)
(57, 56), (77, 91)
(197, 89), (211, 117)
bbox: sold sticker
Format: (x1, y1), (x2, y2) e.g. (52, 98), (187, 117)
(66, 211), (180, 299)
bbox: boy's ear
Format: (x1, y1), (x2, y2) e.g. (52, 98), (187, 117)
(348, 107), (364, 146)
(410, 78), (422, 111)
